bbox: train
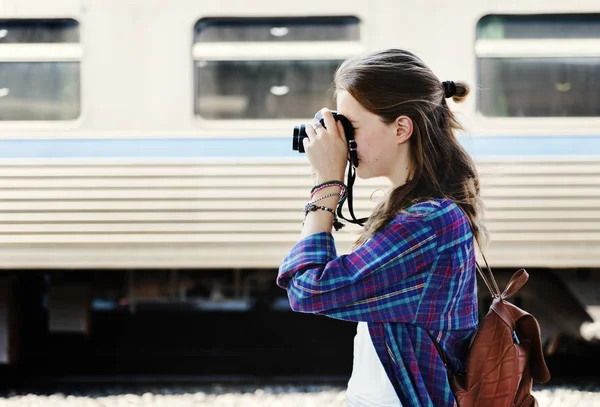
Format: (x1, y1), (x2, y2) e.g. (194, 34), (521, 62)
(1, 0), (599, 365)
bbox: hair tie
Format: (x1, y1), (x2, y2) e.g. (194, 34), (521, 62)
(442, 81), (456, 98)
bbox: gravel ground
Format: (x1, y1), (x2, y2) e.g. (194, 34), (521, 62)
(1, 383), (599, 407)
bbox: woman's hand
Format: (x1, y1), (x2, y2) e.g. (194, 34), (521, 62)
(303, 108), (348, 184)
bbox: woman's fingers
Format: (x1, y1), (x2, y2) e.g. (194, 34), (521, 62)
(306, 123), (317, 139)
(302, 123), (316, 150)
(320, 108), (338, 138)
(312, 120), (323, 133)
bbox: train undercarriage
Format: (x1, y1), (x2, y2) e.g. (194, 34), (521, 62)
(1, 267), (599, 367)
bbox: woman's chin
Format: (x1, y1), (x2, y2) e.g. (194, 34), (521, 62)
(355, 166), (370, 180)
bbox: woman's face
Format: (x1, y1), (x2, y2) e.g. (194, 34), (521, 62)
(336, 90), (401, 180)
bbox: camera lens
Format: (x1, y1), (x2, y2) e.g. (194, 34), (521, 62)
(292, 125), (306, 153)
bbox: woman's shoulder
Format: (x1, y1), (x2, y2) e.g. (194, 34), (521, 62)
(394, 198), (471, 234)
(398, 198), (463, 220)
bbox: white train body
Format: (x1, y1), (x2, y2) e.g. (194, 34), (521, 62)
(1, 0), (600, 363)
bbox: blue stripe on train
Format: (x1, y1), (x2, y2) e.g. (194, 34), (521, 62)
(0, 135), (598, 158)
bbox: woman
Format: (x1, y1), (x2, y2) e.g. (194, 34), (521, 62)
(276, 49), (487, 407)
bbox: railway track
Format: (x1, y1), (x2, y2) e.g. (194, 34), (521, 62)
(1, 308), (599, 392)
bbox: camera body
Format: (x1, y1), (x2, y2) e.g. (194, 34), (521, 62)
(292, 110), (359, 167)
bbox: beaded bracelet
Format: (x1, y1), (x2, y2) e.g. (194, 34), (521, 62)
(303, 203), (345, 231)
(310, 180), (347, 201)
(311, 180), (347, 194)
(311, 184), (345, 198)
(309, 192), (341, 204)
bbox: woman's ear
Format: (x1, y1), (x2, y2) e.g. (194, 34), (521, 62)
(395, 116), (413, 144)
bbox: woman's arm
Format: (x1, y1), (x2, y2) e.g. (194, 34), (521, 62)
(277, 212), (438, 323)
(300, 184), (342, 239)
(299, 108), (349, 238)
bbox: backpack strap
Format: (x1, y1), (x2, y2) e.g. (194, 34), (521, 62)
(475, 239), (502, 298)
(499, 268), (528, 300)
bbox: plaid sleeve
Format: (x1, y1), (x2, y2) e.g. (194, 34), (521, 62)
(276, 215), (438, 322)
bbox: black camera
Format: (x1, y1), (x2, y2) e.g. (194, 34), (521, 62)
(292, 110), (359, 168)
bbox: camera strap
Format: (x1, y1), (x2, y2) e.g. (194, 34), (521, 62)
(336, 162), (369, 227)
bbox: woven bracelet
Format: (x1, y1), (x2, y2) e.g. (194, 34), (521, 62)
(310, 180), (347, 201)
(309, 192), (341, 204)
(303, 203), (345, 231)
(311, 180), (347, 194)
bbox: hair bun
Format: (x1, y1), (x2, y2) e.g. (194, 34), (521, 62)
(442, 81), (457, 98)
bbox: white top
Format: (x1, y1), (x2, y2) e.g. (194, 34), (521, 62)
(346, 322), (403, 407)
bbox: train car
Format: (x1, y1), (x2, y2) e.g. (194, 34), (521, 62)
(1, 0), (599, 364)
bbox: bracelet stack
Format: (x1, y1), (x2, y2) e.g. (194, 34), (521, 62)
(310, 180), (347, 202)
(303, 180), (348, 231)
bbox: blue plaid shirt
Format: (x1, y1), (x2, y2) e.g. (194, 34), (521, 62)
(277, 198), (478, 407)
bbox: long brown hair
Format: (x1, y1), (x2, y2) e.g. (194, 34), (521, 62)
(334, 49), (488, 248)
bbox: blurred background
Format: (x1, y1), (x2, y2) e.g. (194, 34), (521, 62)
(0, 0), (599, 405)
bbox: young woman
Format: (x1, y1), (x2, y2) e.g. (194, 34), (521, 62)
(276, 49), (487, 407)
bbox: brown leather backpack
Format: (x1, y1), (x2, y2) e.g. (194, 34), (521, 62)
(430, 258), (552, 407)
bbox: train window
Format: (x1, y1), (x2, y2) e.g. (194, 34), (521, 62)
(193, 16), (361, 120)
(476, 14), (600, 117)
(194, 17), (360, 42)
(196, 60), (341, 119)
(0, 19), (81, 121)
(477, 14), (600, 39)
(478, 58), (600, 117)
(0, 62), (80, 120)
(0, 19), (79, 43)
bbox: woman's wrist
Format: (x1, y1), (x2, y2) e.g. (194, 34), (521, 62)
(308, 196), (340, 212)
(310, 181), (347, 200)
(315, 175), (345, 185)
(302, 182), (345, 234)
